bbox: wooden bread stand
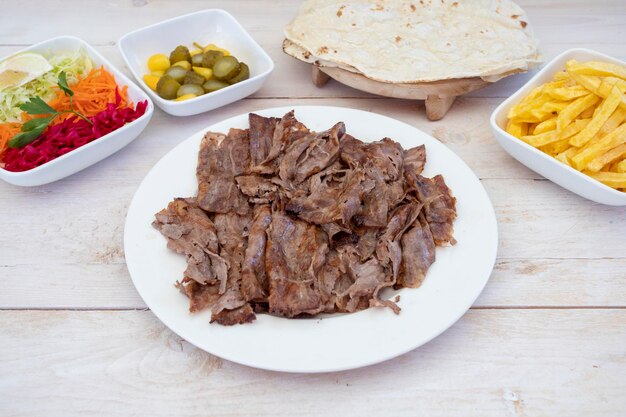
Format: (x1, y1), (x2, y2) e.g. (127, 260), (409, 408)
(312, 65), (492, 121)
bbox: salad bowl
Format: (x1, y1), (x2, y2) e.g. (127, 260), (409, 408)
(0, 36), (153, 187)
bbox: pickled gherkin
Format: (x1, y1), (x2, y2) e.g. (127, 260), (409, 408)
(156, 76), (180, 99)
(184, 71), (205, 85)
(164, 66), (188, 83)
(213, 56), (240, 80)
(191, 53), (204, 67)
(145, 41), (252, 101)
(169, 45), (191, 64)
(201, 50), (224, 69)
(202, 79), (229, 93)
(227, 62), (250, 84)
(177, 84), (204, 98)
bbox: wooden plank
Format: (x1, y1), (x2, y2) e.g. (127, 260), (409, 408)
(0, 97), (624, 309)
(0, 42), (624, 100)
(1, 0), (624, 47)
(1, 258), (625, 309)
(1, 310), (625, 416)
(475, 258), (626, 307)
(0, 95), (571, 184)
(0, 101), (623, 259)
(0, 1), (624, 102)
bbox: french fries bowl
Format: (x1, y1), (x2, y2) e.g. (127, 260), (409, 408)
(491, 48), (626, 206)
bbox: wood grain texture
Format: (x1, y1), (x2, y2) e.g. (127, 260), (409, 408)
(0, 1), (624, 102)
(2, 257), (625, 310)
(0, 98), (626, 308)
(1, 0), (626, 414)
(1, 310), (625, 417)
(0, 97), (624, 309)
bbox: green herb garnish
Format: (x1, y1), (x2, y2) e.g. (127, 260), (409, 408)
(9, 71), (92, 148)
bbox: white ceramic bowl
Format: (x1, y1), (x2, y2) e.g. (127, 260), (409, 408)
(118, 9), (274, 117)
(0, 36), (154, 187)
(491, 48), (626, 206)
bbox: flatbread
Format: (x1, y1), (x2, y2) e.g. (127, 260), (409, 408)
(284, 0), (541, 83)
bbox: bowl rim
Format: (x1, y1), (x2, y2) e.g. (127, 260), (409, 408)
(0, 35), (154, 178)
(117, 8), (275, 109)
(490, 47), (626, 201)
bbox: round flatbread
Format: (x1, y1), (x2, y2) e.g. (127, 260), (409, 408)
(284, 0), (541, 83)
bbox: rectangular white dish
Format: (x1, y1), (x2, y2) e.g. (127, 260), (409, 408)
(490, 48), (626, 206)
(0, 36), (154, 187)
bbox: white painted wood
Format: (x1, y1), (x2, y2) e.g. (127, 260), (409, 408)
(1, 1), (625, 413)
(0, 1), (624, 101)
(1, 310), (625, 416)
(2, 258), (625, 309)
(0, 97), (625, 309)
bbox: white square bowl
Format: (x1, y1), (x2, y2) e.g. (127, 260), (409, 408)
(118, 9), (274, 117)
(490, 48), (626, 206)
(0, 36), (154, 187)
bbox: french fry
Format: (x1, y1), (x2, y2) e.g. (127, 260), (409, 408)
(569, 72), (626, 111)
(567, 72), (601, 93)
(569, 86), (622, 147)
(546, 85), (589, 101)
(529, 101), (569, 122)
(602, 76), (626, 92)
(580, 105), (597, 119)
(598, 108), (626, 138)
(538, 119), (591, 155)
(508, 81), (568, 119)
(506, 120), (528, 138)
(606, 160), (622, 172)
(541, 138), (572, 156)
(587, 172), (626, 189)
(563, 118), (591, 137)
(567, 60), (626, 80)
(533, 118), (557, 135)
(508, 95), (553, 119)
(508, 60), (626, 193)
(571, 123), (626, 170)
(586, 143), (626, 172)
(553, 71), (571, 81)
(556, 147), (578, 166)
(521, 131), (558, 147)
(556, 94), (599, 133)
(518, 85), (545, 106)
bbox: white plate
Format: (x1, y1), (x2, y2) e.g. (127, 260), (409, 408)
(124, 106), (498, 373)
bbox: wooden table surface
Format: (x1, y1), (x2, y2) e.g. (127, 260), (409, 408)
(1, 1), (625, 416)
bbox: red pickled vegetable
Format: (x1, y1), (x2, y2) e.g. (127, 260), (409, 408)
(3, 99), (147, 172)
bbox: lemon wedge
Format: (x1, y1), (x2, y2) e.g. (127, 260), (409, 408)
(0, 53), (53, 91)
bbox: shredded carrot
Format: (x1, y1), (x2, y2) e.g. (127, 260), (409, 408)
(47, 66), (130, 121)
(0, 66), (131, 159)
(0, 122), (21, 160)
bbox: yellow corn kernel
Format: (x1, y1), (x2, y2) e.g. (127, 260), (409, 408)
(147, 54), (170, 72)
(192, 66), (213, 80)
(175, 94), (197, 102)
(151, 70), (165, 77)
(143, 74), (160, 91)
(203, 43), (230, 56)
(190, 49), (203, 57)
(172, 61), (191, 70)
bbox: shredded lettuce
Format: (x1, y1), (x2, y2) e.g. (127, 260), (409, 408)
(0, 48), (93, 123)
